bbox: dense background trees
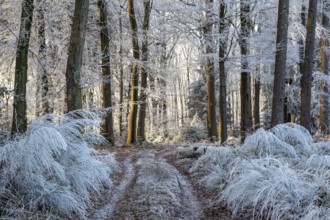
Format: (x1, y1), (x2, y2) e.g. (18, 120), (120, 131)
(0, 0), (329, 143)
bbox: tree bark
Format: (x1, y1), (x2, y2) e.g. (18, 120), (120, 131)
(126, 0), (140, 144)
(97, 0), (115, 145)
(36, 0), (51, 116)
(11, 0), (34, 135)
(299, 5), (306, 76)
(65, 0), (89, 112)
(254, 77), (260, 129)
(218, 0), (227, 143)
(137, 0), (152, 142)
(300, 0), (318, 132)
(271, 0), (290, 127)
(119, 15), (124, 136)
(239, 0), (252, 143)
(319, 2), (329, 134)
(204, 0), (217, 140)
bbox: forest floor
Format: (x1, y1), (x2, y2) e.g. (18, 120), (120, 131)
(88, 144), (237, 220)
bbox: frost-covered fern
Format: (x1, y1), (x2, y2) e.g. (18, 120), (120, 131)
(0, 110), (117, 219)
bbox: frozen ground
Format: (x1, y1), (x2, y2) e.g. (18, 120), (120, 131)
(90, 146), (205, 220)
(89, 124), (330, 220)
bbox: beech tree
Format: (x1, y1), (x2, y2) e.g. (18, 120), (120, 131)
(36, 0), (51, 115)
(65, 0), (89, 112)
(137, 0), (152, 142)
(97, 0), (115, 145)
(11, 0), (34, 135)
(271, 0), (290, 127)
(239, 0), (252, 142)
(300, 0), (318, 132)
(204, 0), (217, 140)
(218, 0), (227, 143)
(126, 0), (140, 144)
(319, 1), (329, 134)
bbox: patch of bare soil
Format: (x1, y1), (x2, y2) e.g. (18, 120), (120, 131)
(90, 145), (235, 220)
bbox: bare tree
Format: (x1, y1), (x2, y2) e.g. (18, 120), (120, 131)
(300, 0), (318, 132)
(239, 0), (252, 143)
(11, 0), (34, 135)
(271, 0), (290, 127)
(65, 0), (89, 112)
(319, 1), (329, 134)
(137, 0), (152, 142)
(126, 0), (140, 144)
(36, 0), (51, 115)
(218, 0), (227, 143)
(204, 0), (217, 140)
(97, 0), (115, 145)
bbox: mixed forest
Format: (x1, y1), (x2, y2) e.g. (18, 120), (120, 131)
(0, 0), (329, 219)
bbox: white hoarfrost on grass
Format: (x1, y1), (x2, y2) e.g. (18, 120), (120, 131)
(191, 123), (330, 219)
(0, 110), (117, 219)
(122, 152), (201, 219)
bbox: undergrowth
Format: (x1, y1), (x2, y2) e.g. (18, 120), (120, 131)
(191, 123), (330, 219)
(0, 110), (117, 219)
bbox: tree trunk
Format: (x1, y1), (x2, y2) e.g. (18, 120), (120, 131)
(319, 2), (329, 134)
(126, 0), (140, 144)
(254, 77), (260, 129)
(119, 15), (124, 136)
(11, 0), (34, 135)
(137, 0), (152, 142)
(218, 0), (227, 143)
(97, 0), (115, 145)
(300, 0), (318, 132)
(271, 0), (290, 127)
(38, 2), (51, 115)
(65, 0), (89, 112)
(299, 5), (306, 76)
(204, 0), (217, 140)
(239, 0), (252, 143)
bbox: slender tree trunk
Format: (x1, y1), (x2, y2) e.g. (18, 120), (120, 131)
(299, 5), (306, 76)
(300, 0), (318, 132)
(126, 0), (140, 144)
(239, 0), (252, 143)
(11, 0), (34, 135)
(319, 2), (329, 134)
(204, 0), (217, 140)
(159, 77), (168, 138)
(38, 1), (51, 115)
(271, 0), (290, 127)
(137, 0), (152, 142)
(97, 0), (115, 145)
(119, 16), (124, 136)
(253, 77), (260, 129)
(218, 0), (227, 143)
(65, 0), (89, 112)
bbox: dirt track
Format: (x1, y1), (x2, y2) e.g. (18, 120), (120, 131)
(89, 145), (233, 220)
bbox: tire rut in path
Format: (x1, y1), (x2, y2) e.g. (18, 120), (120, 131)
(113, 150), (203, 219)
(91, 156), (134, 220)
(161, 158), (203, 219)
(92, 147), (204, 219)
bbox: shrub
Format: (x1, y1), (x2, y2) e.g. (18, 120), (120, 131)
(191, 123), (330, 220)
(0, 110), (116, 219)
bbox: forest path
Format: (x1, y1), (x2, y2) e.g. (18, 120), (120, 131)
(90, 145), (205, 220)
